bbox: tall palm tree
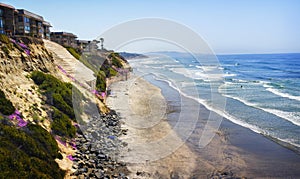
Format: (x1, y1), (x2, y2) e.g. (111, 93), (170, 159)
(100, 38), (104, 50)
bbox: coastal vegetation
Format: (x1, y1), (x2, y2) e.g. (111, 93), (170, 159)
(51, 108), (76, 138)
(66, 46), (81, 60)
(96, 70), (107, 92)
(0, 90), (15, 115)
(65, 45), (126, 93)
(0, 30), (129, 178)
(30, 71), (78, 137)
(31, 71), (75, 119)
(0, 123), (65, 178)
(110, 52), (124, 68)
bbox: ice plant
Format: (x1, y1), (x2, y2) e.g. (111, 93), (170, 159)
(91, 89), (99, 95)
(9, 110), (27, 127)
(67, 155), (74, 161)
(69, 142), (77, 149)
(55, 136), (67, 146)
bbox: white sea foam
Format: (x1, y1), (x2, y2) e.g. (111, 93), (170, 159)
(275, 138), (300, 148)
(223, 94), (300, 127)
(153, 76), (264, 135)
(263, 108), (300, 126)
(170, 67), (234, 81)
(265, 87), (300, 102)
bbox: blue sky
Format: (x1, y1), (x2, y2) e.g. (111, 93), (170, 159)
(3, 0), (300, 54)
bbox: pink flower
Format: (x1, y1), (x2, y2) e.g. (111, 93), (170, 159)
(55, 136), (67, 146)
(69, 142), (77, 149)
(15, 110), (21, 116)
(9, 114), (16, 120)
(67, 155), (74, 161)
(18, 120), (28, 127)
(91, 90), (99, 95)
(25, 49), (30, 56)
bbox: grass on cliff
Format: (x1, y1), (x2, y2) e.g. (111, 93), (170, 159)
(31, 71), (75, 119)
(30, 71), (79, 137)
(66, 46), (81, 60)
(0, 34), (10, 44)
(0, 90), (16, 115)
(51, 108), (76, 138)
(66, 46), (100, 73)
(110, 52), (124, 68)
(0, 123), (65, 178)
(96, 70), (107, 92)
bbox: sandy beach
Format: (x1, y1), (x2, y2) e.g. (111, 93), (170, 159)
(106, 74), (300, 179)
(106, 75), (249, 178)
(107, 76), (200, 178)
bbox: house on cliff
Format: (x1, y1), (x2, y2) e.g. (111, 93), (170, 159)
(15, 9), (51, 38)
(50, 31), (78, 48)
(0, 3), (51, 39)
(0, 3), (16, 35)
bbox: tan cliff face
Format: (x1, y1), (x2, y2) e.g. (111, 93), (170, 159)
(0, 36), (58, 128)
(0, 36), (106, 177)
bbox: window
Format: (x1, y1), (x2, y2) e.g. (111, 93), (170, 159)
(0, 9), (3, 16)
(18, 16), (23, 22)
(24, 25), (30, 33)
(24, 17), (30, 23)
(0, 18), (3, 28)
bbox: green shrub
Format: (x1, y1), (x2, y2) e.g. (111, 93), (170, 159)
(0, 34), (10, 44)
(27, 124), (62, 159)
(0, 123), (65, 178)
(0, 90), (15, 115)
(66, 47), (81, 60)
(53, 93), (75, 119)
(31, 71), (75, 119)
(96, 70), (107, 92)
(109, 67), (118, 76)
(51, 108), (76, 138)
(1, 46), (10, 55)
(110, 53), (123, 68)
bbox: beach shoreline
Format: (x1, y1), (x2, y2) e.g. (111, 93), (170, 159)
(106, 75), (199, 178)
(107, 73), (300, 178)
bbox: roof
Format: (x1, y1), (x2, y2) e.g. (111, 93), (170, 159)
(17, 9), (44, 21)
(77, 40), (90, 44)
(0, 3), (15, 9)
(43, 21), (52, 27)
(51, 32), (77, 38)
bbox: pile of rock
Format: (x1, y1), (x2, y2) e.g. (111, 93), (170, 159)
(208, 170), (246, 179)
(70, 110), (129, 179)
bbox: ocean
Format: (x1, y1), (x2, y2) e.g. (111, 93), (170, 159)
(129, 52), (300, 149)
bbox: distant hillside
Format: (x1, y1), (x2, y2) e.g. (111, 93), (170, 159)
(119, 52), (148, 60)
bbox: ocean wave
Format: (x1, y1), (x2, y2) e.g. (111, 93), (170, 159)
(170, 67), (234, 81)
(263, 108), (300, 126)
(223, 94), (300, 127)
(265, 87), (300, 102)
(152, 75), (300, 148)
(152, 76), (264, 135)
(195, 65), (223, 71)
(275, 138), (300, 148)
(229, 79), (249, 83)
